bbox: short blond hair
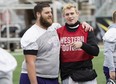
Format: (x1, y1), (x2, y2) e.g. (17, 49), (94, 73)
(112, 11), (116, 23)
(62, 3), (78, 14)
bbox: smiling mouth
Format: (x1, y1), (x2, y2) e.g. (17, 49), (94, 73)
(48, 18), (52, 21)
(69, 18), (74, 21)
(48, 17), (52, 20)
(69, 20), (73, 22)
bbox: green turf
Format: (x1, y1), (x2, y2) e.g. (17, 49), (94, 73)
(12, 50), (106, 84)
(13, 55), (24, 84)
(93, 51), (106, 84)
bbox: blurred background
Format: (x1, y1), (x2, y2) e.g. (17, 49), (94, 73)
(0, 0), (115, 84)
(0, 0), (115, 51)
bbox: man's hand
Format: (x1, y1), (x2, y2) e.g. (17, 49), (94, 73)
(82, 22), (93, 32)
(109, 71), (116, 80)
(70, 42), (82, 50)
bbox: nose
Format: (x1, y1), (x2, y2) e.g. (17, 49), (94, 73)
(68, 14), (72, 18)
(49, 12), (52, 17)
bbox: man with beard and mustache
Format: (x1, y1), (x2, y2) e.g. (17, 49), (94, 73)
(19, 2), (61, 84)
(19, 2), (94, 84)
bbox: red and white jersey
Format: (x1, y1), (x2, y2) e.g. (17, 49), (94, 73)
(57, 24), (93, 62)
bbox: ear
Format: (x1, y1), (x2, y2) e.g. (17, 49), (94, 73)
(77, 11), (80, 16)
(36, 12), (40, 18)
(76, 11), (80, 15)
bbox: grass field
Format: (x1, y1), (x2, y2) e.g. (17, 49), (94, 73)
(93, 50), (106, 84)
(12, 48), (106, 84)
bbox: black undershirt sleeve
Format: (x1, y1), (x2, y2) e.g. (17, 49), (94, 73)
(23, 50), (38, 56)
(81, 31), (99, 56)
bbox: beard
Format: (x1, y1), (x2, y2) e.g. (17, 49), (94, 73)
(40, 15), (52, 28)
